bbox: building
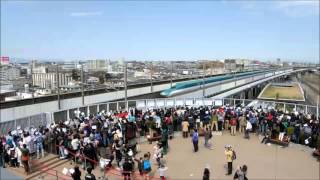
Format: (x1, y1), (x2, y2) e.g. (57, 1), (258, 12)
(86, 59), (111, 71)
(0, 65), (21, 81)
(32, 65), (48, 73)
(0, 56), (10, 65)
(224, 59), (237, 71)
(32, 73), (72, 89)
(61, 61), (81, 70)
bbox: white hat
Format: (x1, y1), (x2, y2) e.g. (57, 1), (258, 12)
(303, 124), (308, 127)
(11, 130), (17, 136)
(17, 126), (21, 130)
(128, 149), (133, 156)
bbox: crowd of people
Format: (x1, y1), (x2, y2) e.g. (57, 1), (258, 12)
(0, 102), (319, 179)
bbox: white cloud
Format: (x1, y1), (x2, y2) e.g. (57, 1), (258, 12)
(70, 11), (103, 17)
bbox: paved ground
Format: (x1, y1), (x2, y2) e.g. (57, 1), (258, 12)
(0, 168), (23, 180)
(136, 132), (319, 180)
(4, 132), (320, 180)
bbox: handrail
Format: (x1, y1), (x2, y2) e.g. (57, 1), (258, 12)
(56, 144), (165, 180)
(27, 158), (72, 180)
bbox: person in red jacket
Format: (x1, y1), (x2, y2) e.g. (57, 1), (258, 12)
(230, 116), (237, 136)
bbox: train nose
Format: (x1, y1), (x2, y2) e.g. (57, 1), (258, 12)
(160, 89), (171, 97)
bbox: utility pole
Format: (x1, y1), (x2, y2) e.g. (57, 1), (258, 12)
(81, 64), (84, 106)
(124, 62), (128, 110)
(56, 64), (61, 110)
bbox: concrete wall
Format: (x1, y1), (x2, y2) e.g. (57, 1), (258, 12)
(1, 83), (171, 122)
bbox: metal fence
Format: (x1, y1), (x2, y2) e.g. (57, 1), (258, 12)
(51, 98), (319, 123)
(1, 98), (318, 135)
(0, 113), (52, 135)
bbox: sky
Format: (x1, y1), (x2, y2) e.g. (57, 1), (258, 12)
(1, 1), (319, 63)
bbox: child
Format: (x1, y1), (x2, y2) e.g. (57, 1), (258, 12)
(157, 164), (168, 180)
(134, 157), (143, 176)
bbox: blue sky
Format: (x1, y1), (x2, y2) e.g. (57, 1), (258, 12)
(1, 1), (319, 62)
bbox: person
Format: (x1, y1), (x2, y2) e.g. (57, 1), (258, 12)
(192, 129), (199, 152)
(8, 146), (18, 167)
(153, 143), (163, 168)
(143, 153), (152, 180)
(225, 145), (234, 175)
(0, 140), (5, 168)
(134, 157), (144, 176)
(122, 157), (133, 180)
(234, 165), (248, 180)
(261, 129), (271, 144)
(211, 110), (218, 131)
(84, 167), (96, 180)
(182, 120), (189, 138)
(239, 115), (246, 134)
(71, 166), (81, 180)
(203, 167), (210, 180)
(245, 121), (252, 139)
(157, 164), (168, 180)
(35, 131), (45, 159)
(218, 112), (224, 131)
(230, 116), (237, 136)
(279, 121), (286, 141)
(204, 128), (212, 149)
(20, 144), (30, 174)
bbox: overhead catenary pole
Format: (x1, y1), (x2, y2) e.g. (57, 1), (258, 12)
(56, 64), (61, 110)
(124, 62), (128, 110)
(81, 63), (84, 106)
(202, 63), (205, 97)
(317, 95), (319, 120)
(31, 61), (35, 104)
(170, 61), (173, 88)
(150, 62), (153, 93)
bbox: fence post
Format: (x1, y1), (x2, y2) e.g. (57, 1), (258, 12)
(56, 170), (58, 180)
(284, 103), (286, 112)
(116, 102), (119, 111)
(28, 116), (31, 128)
(14, 119), (17, 130)
(305, 106), (308, 114)
(67, 109), (70, 121)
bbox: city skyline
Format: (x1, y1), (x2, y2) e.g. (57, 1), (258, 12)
(1, 1), (319, 63)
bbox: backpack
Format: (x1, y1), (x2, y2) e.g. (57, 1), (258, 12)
(143, 160), (151, 171)
(192, 133), (198, 142)
(232, 150), (237, 160)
